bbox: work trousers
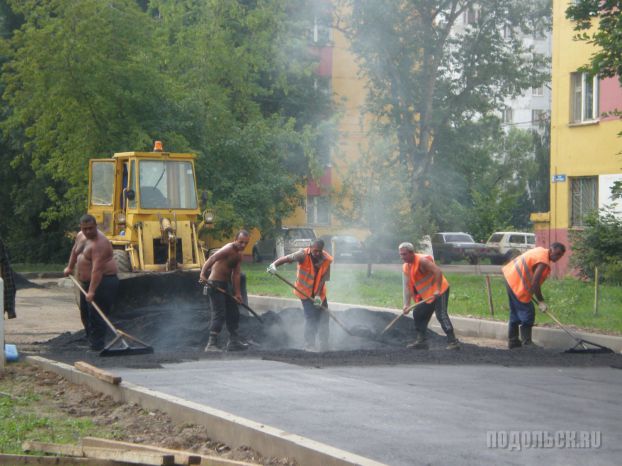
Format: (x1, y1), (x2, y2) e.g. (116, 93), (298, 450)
(82, 275), (119, 349)
(505, 283), (535, 326)
(207, 280), (240, 335)
(301, 298), (329, 346)
(412, 288), (454, 337)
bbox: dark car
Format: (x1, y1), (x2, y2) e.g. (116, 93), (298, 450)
(319, 234), (367, 262)
(431, 232), (488, 264)
(252, 227), (316, 262)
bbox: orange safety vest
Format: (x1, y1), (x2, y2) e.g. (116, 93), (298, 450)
(403, 254), (449, 301)
(294, 248), (333, 301)
(502, 247), (551, 303)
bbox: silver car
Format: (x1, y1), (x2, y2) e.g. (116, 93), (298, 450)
(252, 227), (317, 262)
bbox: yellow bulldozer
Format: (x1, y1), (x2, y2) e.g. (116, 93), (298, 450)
(85, 141), (211, 313)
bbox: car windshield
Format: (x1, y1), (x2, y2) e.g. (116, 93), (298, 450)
(139, 160), (198, 209)
(446, 234), (474, 243)
(487, 234), (504, 243)
(287, 229), (315, 239)
(335, 236), (358, 243)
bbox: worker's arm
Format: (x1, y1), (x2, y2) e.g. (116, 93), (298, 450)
(530, 263), (547, 302)
(267, 249), (302, 273)
(402, 271), (413, 311)
(231, 261), (242, 303)
(64, 233), (83, 277)
(86, 242), (106, 302)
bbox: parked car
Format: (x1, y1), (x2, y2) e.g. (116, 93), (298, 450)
(319, 234), (367, 262)
(486, 231), (536, 265)
(252, 227), (316, 262)
(431, 232), (488, 264)
(364, 233), (433, 263)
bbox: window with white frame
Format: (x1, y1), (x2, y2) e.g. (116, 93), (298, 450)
(532, 109), (547, 128)
(307, 195), (330, 225)
(570, 176), (598, 227)
(502, 107), (513, 124)
(570, 72), (599, 123)
(532, 85), (544, 97)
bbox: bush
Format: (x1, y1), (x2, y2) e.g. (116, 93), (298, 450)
(570, 207), (622, 284)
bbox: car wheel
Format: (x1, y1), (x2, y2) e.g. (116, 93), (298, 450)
(506, 249), (520, 261)
(252, 247), (262, 263)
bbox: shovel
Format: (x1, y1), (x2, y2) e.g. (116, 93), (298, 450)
(533, 298), (614, 354)
(380, 295), (437, 335)
(209, 284), (264, 324)
(271, 271), (359, 337)
(69, 275), (154, 356)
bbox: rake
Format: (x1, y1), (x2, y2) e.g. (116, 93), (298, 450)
(70, 275), (154, 356)
(533, 299), (614, 354)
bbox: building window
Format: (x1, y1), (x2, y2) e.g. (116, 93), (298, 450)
(465, 7), (479, 25)
(570, 176), (598, 227)
(532, 86), (544, 97)
(307, 195), (330, 225)
(532, 109), (547, 129)
(570, 72), (599, 123)
(502, 107), (513, 124)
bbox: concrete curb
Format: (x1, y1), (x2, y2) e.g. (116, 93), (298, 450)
(18, 271), (64, 279)
(247, 295), (622, 353)
(25, 356), (386, 466)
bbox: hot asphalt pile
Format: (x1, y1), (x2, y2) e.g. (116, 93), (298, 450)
(37, 297), (622, 370)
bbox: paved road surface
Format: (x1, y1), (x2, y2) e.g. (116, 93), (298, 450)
(113, 358), (621, 466)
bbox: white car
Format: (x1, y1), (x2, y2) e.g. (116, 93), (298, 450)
(486, 231), (536, 265)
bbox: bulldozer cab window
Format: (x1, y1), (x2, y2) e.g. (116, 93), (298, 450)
(91, 161), (114, 206)
(138, 160), (197, 209)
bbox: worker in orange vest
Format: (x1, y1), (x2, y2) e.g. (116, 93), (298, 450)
(502, 242), (566, 349)
(399, 242), (460, 350)
(268, 239), (333, 352)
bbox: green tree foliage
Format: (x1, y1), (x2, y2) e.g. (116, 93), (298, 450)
(336, 0), (550, 239)
(570, 207), (622, 284)
(566, 0), (622, 82)
(0, 0), (332, 259)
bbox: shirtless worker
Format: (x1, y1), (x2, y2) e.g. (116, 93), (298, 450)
(199, 230), (250, 352)
(64, 214), (119, 351)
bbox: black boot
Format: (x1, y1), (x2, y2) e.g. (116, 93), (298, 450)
(227, 333), (248, 352)
(508, 323), (521, 349)
(520, 325), (537, 347)
(407, 331), (429, 350)
(204, 332), (219, 352)
(445, 330), (461, 350)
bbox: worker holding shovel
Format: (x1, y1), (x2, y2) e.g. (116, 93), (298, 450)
(502, 242), (566, 349)
(268, 239), (333, 352)
(199, 230), (251, 352)
(399, 242), (460, 350)
(64, 214), (119, 351)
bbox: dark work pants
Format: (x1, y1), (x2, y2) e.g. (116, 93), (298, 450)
(85, 275), (119, 348)
(301, 298), (329, 346)
(412, 288), (454, 337)
(207, 280), (240, 335)
(506, 283), (535, 326)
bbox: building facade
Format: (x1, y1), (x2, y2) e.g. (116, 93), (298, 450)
(531, 0), (622, 275)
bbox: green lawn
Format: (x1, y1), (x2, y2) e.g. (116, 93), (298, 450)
(244, 263), (622, 335)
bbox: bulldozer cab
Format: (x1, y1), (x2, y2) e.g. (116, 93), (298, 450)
(87, 144), (205, 274)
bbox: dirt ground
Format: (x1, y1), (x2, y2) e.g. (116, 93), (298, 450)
(3, 277), (622, 463)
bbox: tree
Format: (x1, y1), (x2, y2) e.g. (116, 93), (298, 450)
(336, 0), (550, 238)
(566, 0), (622, 83)
(0, 0), (333, 259)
